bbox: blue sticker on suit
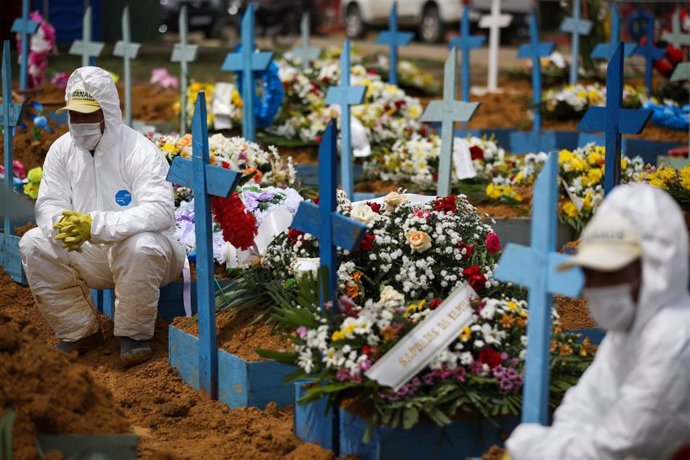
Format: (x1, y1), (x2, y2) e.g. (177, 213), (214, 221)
(115, 189), (132, 206)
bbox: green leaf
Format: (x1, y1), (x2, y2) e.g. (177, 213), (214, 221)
(402, 407), (419, 429)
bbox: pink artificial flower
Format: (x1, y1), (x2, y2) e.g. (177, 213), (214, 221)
(150, 68), (180, 89)
(51, 72), (69, 90)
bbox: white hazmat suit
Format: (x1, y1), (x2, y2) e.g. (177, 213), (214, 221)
(20, 67), (185, 341)
(507, 184), (690, 459)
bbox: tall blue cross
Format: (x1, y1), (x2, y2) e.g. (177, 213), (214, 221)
(68, 5), (104, 67)
(165, 93), (242, 400)
(1, 41), (26, 283)
(449, 4), (486, 102)
(591, 4), (636, 60)
(494, 153), (584, 425)
(221, 4), (274, 141)
(662, 10), (690, 51)
(171, 5), (198, 136)
(290, 13), (321, 69)
(421, 48), (479, 197)
(290, 121), (367, 309)
(518, 11), (555, 136)
(375, 2), (413, 86)
(578, 43), (652, 195)
(113, 6), (141, 127)
(630, 7), (666, 95)
(560, 0), (592, 85)
(10, 0), (39, 92)
(325, 40), (366, 200)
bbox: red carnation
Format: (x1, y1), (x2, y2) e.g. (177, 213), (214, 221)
(357, 233), (376, 252)
(210, 192), (258, 250)
(478, 347), (502, 369)
(429, 299), (442, 310)
(287, 228), (304, 244)
(456, 242), (474, 260)
(485, 232), (501, 254)
(469, 145), (484, 160)
(463, 264), (486, 292)
(433, 196), (456, 213)
(367, 201), (382, 214)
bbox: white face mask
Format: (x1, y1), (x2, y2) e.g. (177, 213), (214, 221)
(69, 120), (104, 151)
(582, 283), (638, 331)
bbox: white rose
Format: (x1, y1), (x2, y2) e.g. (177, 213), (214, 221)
(350, 204), (379, 226)
(378, 285), (405, 308)
(383, 191), (408, 209)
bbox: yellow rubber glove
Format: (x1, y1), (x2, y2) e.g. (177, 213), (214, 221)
(54, 210), (92, 252)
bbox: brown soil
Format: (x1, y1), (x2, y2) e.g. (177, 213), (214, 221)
(555, 296), (594, 331)
(354, 179), (400, 194)
(0, 292), (129, 460)
(0, 268), (334, 459)
(128, 85), (178, 125)
(474, 203), (529, 218)
(3, 126), (66, 171)
(13, 222), (37, 237)
(466, 78), (689, 143)
(173, 307), (292, 362)
(279, 145), (318, 165)
(482, 445), (507, 460)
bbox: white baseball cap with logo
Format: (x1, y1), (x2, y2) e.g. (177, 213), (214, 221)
(558, 213), (643, 272)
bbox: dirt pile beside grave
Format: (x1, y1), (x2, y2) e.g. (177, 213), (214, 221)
(2, 126), (65, 171)
(173, 306), (293, 361)
(0, 312), (130, 460)
(128, 85), (178, 125)
(0, 268), (333, 459)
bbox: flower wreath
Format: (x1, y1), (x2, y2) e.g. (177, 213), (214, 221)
(235, 58), (284, 129)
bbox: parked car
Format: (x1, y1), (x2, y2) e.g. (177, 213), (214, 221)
(159, 0), (240, 38)
(342, 0), (536, 43)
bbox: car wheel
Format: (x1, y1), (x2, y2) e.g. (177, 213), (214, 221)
(345, 3), (366, 39)
(419, 4), (444, 43)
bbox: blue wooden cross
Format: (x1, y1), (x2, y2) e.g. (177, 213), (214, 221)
(171, 5), (198, 136)
(494, 153), (584, 425)
(560, 0), (592, 85)
(591, 4), (636, 60)
(10, 0), (39, 92)
(325, 40), (366, 200)
(1, 41), (27, 283)
(221, 4), (274, 141)
(68, 5), (104, 67)
(290, 121), (367, 310)
(165, 92), (242, 400)
(630, 7), (666, 95)
(421, 48), (479, 197)
(375, 2), (413, 86)
(449, 4), (486, 102)
(662, 10), (690, 50)
(113, 6), (141, 127)
(578, 43), (652, 195)
(518, 11), (555, 136)
(290, 13), (321, 69)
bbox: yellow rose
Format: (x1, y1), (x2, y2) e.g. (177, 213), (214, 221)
(406, 230), (432, 252)
(562, 201), (579, 218)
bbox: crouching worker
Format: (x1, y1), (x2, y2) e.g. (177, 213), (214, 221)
(505, 183), (690, 459)
(19, 67), (185, 367)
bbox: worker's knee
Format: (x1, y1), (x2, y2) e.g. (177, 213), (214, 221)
(19, 227), (53, 263)
(114, 232), (169, 261)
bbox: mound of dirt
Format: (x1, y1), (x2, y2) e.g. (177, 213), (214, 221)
(0, 313), (130, 460)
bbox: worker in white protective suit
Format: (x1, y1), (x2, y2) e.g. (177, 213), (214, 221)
(19, 67), (185, 367)
(505, 183), (690, 459)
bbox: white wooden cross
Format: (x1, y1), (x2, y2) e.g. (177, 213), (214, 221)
(479, 0), (512, 93)
(171, 5), (198, 135)
(290, 13), (321, 69)
(662, 10), (690, 51)
(670, 63), (690, 156)
(68, 5), (104, 67)
(113, 6), (141, 127)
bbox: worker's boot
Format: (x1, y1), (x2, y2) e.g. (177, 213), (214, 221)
(120, 337), (153, 367)
(56, 331), (104, 355)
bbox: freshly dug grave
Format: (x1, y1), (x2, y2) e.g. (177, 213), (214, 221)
(555, 296), (594, 331)
(173, 306), (293, 361)
(0, 269), (334, 459)
(0, 312), (130, 460)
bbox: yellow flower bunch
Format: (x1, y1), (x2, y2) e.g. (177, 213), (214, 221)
(486, 183), (522, 202)
(645, 165), (676, 189)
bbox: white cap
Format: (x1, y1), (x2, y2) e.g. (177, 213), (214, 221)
(558, 213), (643, 272)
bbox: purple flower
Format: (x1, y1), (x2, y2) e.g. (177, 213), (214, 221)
(296, 326), (309, 339)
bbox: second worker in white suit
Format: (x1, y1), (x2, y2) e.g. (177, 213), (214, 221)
(19, 66), (185, 366)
